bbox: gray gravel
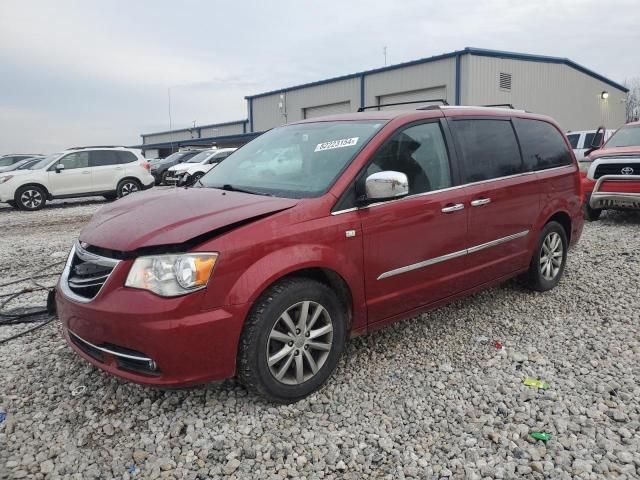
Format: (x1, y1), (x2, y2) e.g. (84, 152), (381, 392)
(1, 200), (639, 480)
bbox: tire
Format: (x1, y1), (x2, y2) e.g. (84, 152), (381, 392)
(524, 221), (568, 292)
(160, 171), (169, 185)
(190, 172), (204, 185)
(103, 193), (117, 201)
(15, 185), (46, 211)
(238, 277), (347, 403)
(584, 203), (602, 221)
(116, 179), (141, 198)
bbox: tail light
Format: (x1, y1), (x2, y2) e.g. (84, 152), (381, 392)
(142, 161), (151, 171)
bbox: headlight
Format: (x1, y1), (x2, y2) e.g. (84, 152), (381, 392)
(125, 253), (218, 296)
(0, 175), (13, 184)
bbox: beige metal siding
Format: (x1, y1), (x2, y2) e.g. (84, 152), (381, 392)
(143, 130), (195, 144)
(364, 57), (456, 107)
(200, 122), (245, 137)
(303, 101), (351, 118)
(251, 77), (361, 131)
(463, 55), (626, 131)
(377, 86), (447, 110)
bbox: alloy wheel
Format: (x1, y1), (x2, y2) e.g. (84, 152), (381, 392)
(266, 301), (333, 385)
(121, 182), (139, 196)
(20, 189), (43, 209)
(540, 231), (563, 281)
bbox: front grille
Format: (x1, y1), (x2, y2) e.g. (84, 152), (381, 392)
(66, 243), (119, 300)
(594, 162), (640, 179)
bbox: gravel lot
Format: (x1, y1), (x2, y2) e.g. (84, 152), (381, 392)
(1, 198), (638, 480)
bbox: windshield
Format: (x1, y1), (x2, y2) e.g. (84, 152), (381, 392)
(0, 157), (19, 167)
(199, 121), (385, 198)
(604, 125), (640, 148)
(185, 150), (215, 163)
(160, 152), (187, 163)
(29, 153), (60, 169)
(17, 158), (41, 170)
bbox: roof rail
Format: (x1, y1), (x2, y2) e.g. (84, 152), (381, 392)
(481, 103), (516, 109)
(357, 98), (449, 112)
(66, 145), (129, 150)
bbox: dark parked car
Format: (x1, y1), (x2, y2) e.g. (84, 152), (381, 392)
(0, 154), (43, 173)
(149, 151), (201, 185)
(57, 106), (583, 403)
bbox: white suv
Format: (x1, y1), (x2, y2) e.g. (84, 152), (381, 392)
(0, 147), (154, 210)
(165, 148), (237, 185)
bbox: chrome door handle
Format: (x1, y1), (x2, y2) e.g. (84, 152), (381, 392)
(441, 203), (465, 213)
(471, 198), (491, 207)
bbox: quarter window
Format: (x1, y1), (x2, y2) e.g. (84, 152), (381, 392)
(89, 151), (120, 167)
(451, 119), (522, 183)
(514, 119), (573, 171)
(57, 152), (89, 170)
(116, 151), (137, 163)
(365, 122), (452, 195)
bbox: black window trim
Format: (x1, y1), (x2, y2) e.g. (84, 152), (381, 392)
(47, 151), (90, 171)
(331, 117), (462, 213)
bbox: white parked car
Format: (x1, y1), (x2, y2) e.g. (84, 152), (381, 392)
(566, 129), (615, 160)
(0, 146), (154, 210)
(165, 148), (237, 185)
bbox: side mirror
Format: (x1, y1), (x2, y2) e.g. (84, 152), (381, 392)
(365, 171), (409, 201)
(55, 164), (65, 173)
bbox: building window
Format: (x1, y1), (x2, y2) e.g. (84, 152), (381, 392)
(499, 72), (512, 91)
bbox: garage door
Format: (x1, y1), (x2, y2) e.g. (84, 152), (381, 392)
(303, 101), (351, 119)
(377, 87), (447, 110)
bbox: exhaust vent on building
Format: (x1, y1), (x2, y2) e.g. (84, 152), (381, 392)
(499, 72), (512, 91)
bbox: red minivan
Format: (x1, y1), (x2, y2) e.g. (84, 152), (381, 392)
(56, 106), (583, 403)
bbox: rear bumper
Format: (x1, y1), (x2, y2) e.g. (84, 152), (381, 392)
(589, 175), (640, 210)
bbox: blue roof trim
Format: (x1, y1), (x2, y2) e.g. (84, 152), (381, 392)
(245, 47), (628, 100)
(141, 119), (248, 138)
(464, 47), (628, 93)
(133, 131), (262, 150)
(245, 50), (464, 100)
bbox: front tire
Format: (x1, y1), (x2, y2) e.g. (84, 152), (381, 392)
(15, 185), (46, 211)
(190, 172), (204, 185)
(238, 278), (347, 403)
(116, 179), (141, 198)
(584, 203), (602, 221)
(524, 221), (568, 292)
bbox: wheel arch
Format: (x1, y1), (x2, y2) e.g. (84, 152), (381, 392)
(545, 210), (572, 245)
(15, 182), (51, 200)
(117, 176), (142, 188)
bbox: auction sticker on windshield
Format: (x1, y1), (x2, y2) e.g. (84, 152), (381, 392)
(315, 137), (359, 152)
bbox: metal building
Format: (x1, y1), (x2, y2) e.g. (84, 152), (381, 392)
(139, 47), (627, 157)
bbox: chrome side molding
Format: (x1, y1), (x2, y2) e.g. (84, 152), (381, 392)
(377, 230), (529, 280)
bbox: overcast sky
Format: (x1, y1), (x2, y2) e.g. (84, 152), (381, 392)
(1, 0), (639, 154)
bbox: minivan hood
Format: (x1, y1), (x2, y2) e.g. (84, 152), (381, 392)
(79, 187), (298, 252)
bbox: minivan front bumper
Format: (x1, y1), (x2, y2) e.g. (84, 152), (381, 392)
(589, 174), (640, 210)
(56, 280), (249, 387)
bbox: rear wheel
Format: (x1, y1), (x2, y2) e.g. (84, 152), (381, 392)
(238, 278), (347, 403)
(524, 221), (567, 292)
(584, 203), (602, 221)
(160, 171), (169, 185)
(116, 179), (141, 198)
(15, 185), (46, 211)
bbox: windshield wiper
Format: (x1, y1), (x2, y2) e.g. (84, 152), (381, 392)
(215, 184), (272, 196)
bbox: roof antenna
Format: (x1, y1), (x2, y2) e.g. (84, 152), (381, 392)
(383, 46), (388, 66)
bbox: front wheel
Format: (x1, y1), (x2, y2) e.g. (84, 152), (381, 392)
(524, 221), (568, 292)
(190, 172), (204, 185)
(116, 179), (141, 198)
(15, 185), (46, 211)
(237, 278), (347, 403)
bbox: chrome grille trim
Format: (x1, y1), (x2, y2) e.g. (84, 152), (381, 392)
(59, 243), (121, 303)
(68, 330), (153, 362)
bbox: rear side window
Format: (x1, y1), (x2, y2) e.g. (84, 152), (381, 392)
(514, 119), (573, 171)
(451, 119), (522, 183)
(566, 133), (580, 149)
(89, 151), (120, 167)
(116, 151), (137, 163)
(584, 132), (603, 149)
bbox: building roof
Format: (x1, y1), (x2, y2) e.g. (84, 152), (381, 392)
(140, 119), (248, 138)
(245, 47), (628, 100)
